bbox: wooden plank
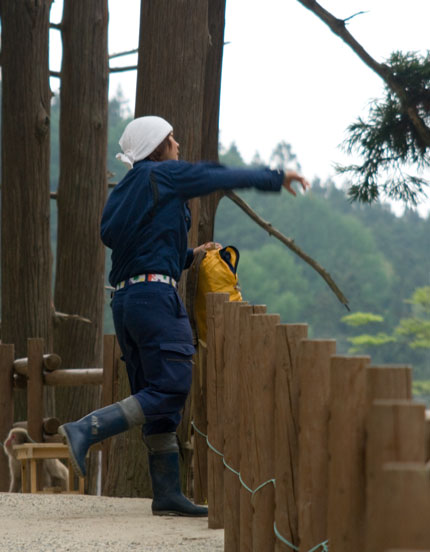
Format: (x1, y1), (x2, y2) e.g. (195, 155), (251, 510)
(13, 353), (61, 376)
(43, 368), (103, 386)
(297, 340), (336, 552)
(206, 292), (229, 529)
(366, 401), (426, 551)
(192, 341), (208, 504)
(223, 301), (247, 552)
(274, 324), (308, 552)
(366, 365), (412, 407)
(240, 304), (266, 552)
(250, 314), (280, 552)
(425, 409), (430, 462)
(327, 355), (370, 552)
(0, 343), (15, 491)
(376, 463), (430, 550)
(27, 338), (45, 444)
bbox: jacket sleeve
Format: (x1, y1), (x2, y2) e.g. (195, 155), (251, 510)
(184, 248), (195, 269)
(167, 161), (284, 200)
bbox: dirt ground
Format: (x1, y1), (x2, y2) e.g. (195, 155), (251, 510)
(0, 493), (224, 551)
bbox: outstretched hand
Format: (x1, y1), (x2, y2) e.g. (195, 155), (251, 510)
(283, 170), (310, 196)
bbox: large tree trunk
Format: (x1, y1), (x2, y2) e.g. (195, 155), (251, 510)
(103, 0), (210, 498)
(53, 0), (108, 493)
(1, 0), (54, 420)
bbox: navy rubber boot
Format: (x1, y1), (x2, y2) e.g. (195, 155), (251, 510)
(59, 396), (144, 478)
(148, 451), (208, 517)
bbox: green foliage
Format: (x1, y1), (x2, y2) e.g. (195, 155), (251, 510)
(347, 332), (396, 353)
(341, 312), (384, 326)
(338, 51), (430, 205)
(395, 286), (430, 349)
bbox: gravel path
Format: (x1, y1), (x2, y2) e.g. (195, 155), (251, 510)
(0, 493), (224, 551)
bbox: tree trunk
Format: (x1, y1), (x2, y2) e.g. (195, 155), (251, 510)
(53, 0), (108, 493)
(1, 0), (54, 420)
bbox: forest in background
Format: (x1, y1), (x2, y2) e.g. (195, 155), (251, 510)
(49, 90), (429, 394)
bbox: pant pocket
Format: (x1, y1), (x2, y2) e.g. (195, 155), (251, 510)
(159, 342), (194, 394)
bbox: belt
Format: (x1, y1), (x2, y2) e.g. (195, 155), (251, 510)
(115, 273), (177, 291)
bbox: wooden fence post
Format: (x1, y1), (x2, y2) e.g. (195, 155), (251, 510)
(366, 365), (412, 406)
(0, 343), (15, 491)
(327, 355), (370, 552)
(102, 334), (116, 491)
(250, 313), (280, 552)
(274, 323), (308, 551)
(27, 338), (45, 443)
(376, 463), (430, 550)
(206, 292), (229, 529)
(223, 301), (247, 552)
(240, 304), (266, 551)
(297, 339), (336, 552)
(366, 400), (426, 551)
(192, 340), (208, 504)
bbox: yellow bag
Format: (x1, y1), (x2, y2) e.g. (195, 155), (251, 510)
(195, 245), (242, 343)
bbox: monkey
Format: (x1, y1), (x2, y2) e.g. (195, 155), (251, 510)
(3, 427), (69, 492)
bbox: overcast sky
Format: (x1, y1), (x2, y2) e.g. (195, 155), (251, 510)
(50, 0), (430, 214)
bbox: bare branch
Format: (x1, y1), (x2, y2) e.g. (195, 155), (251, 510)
(109, 49), (138, 60)
(296, 0), (430, 148)
(50, 70), (61, 79)
(343, 10), (369, 23)
(225, 190), (350, 310)
(50, 23), (62, 31)
(54, 311), (92, 324)
(109, 65), (137, 74)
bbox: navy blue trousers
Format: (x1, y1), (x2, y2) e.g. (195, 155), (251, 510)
(111, 282), (194, 436)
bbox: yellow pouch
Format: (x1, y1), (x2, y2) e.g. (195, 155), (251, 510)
(195, 245), (242, 343)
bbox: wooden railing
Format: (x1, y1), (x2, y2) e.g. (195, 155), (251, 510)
(192, 293), (430, 551)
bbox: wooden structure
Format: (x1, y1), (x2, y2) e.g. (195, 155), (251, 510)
(194, 292), (430, 552)
(13, 442), (84, 494)
(0, 335), (118, 493)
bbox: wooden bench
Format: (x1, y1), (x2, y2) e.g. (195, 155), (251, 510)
(13, 442), (85, 494)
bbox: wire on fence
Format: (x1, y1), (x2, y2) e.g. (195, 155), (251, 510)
(191, 421), (329, 552)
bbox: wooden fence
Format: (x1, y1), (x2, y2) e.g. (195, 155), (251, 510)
(192, 293), (430, 552)
(0, 335), (120, 492)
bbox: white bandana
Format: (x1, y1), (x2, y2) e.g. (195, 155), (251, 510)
(116, 116), (173, 169)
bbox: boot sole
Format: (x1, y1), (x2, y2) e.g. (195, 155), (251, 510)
(58, 425), (86, 479)
(152, 510), (208, 517)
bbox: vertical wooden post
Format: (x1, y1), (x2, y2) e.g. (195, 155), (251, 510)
(376, 463), (430, 550)
(240, 304), (266, 551)
(206, 292), (229, 529)
(192, 340), (208, 504)
(0, 343), (15, 491)
(274, 324), (308, 551)
(101, 334), (116, 491)
(327, 355), (370, 552)
(366, 400), (426, 551)
(223, 301), (247, 552)
(426, 409), (430, 462)
(366, 365), (412, 406)
(27, 338), (45, 443)
(297, 339), (336, 552)
(250, 313), (280, 552)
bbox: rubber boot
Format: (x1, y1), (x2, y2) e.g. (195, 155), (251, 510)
(145, 433), (208, 517)
(59, 396), (145, 478)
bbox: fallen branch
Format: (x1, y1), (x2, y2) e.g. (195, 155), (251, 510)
(225, 190), (350, 310)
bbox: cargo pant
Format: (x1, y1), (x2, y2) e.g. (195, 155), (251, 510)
(111, 281), (194, 436)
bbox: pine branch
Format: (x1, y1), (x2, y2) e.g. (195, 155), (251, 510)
(225, 190), (350, 310)
(296, 0), (430, 148)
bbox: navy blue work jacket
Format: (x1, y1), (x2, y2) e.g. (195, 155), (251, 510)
(101, 159), (283, 286)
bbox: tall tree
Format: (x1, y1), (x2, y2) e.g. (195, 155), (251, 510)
(53, 0), (109, 490)
(1, 0), (53, 419)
